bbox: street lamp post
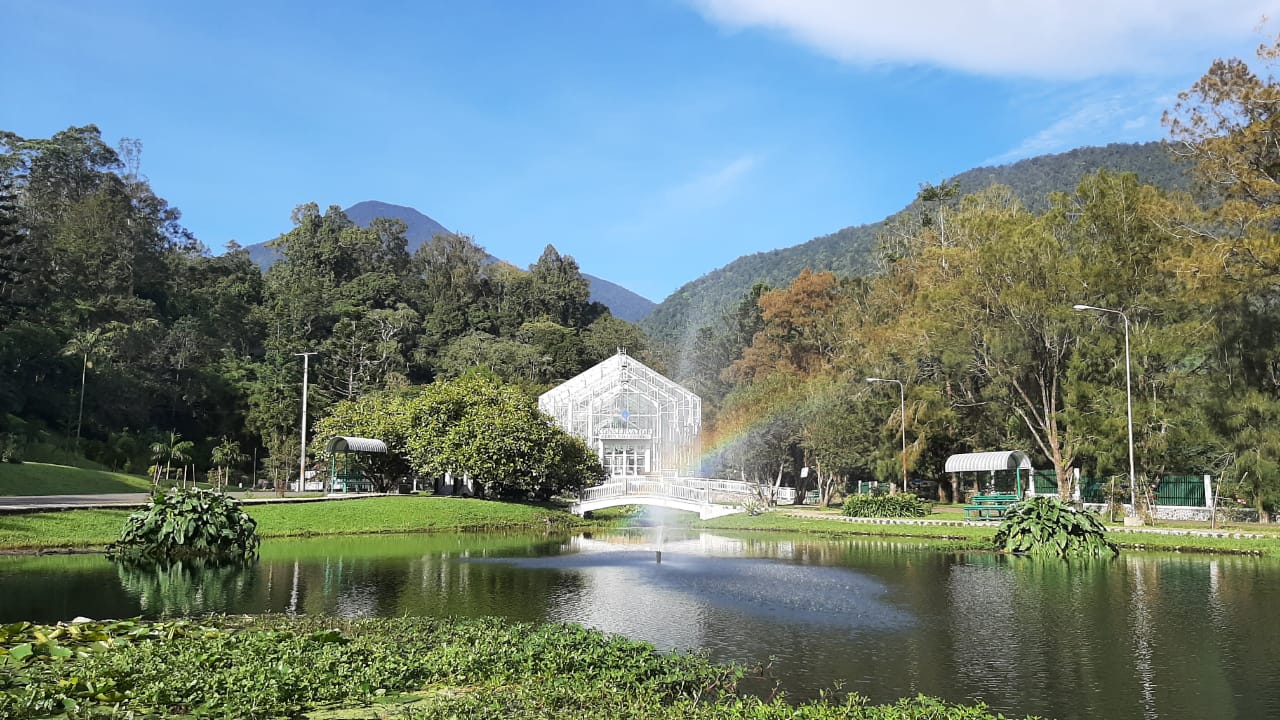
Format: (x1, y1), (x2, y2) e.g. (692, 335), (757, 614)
(866, 377), (906, 495)
(1073, 304), (1136, 511)
(295, 352), (318, 495)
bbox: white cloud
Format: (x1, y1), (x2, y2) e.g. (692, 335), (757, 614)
(689, 0), (1271, 78)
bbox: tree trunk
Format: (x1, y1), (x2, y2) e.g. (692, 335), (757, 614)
(772, 462), (785, 506)
(75, 353), (87, 445)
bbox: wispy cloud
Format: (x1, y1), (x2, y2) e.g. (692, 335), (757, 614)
(987, 89), (1166, 164)
(688, 0), (1270, 79)
(665, 153), (760, 207)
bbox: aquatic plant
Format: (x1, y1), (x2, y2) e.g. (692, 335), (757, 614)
(993, 496), (1118, 558)
(107, 487), (259, 562)
(0, 616), (1025, 719)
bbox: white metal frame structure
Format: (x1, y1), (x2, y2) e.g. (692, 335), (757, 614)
(539, 350), (701, 478)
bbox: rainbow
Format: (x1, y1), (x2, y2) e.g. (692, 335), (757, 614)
(691, 404), (796, 475)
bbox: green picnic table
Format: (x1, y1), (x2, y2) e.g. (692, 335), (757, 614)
(964, 493), (1020, 520)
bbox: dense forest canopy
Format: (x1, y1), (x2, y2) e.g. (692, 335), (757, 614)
(641, 141), (1196, 358)
(0, 128), (643, 486)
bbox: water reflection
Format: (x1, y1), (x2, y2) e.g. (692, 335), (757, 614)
(115, 558), (257, 616)
(1, 532), (1279, 719)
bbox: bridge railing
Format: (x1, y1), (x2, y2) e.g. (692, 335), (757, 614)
(665, 483), (708, 503)
(578, 476), (795, 505)
(579, 483), (627, 501)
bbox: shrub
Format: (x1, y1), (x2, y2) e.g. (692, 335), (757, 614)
(107, 487), (260, 562)
(0, 433), (23, 463)
(841, 493), (930, 518)
(993, 496), (1118, 558)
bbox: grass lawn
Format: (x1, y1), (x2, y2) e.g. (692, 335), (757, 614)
(0, 462), (152, 495)
(0, 496), (590, 551)
(0, 508), (132, 549)
(248, 496), (585, 537)
(699, 511), (996, 544)
(3, 494), (1278, 558)
(699, 507), (1280, 557)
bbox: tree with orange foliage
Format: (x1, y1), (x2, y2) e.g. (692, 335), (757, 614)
(727, 269), (845, 383)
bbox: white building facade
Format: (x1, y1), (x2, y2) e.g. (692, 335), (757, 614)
(538, 351), (701, 477)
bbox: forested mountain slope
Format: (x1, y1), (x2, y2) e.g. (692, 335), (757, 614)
(641, 142), (1192, 344)
(245, 201), (656, 322)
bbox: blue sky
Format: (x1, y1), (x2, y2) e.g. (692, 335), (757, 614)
(2, 1), (1271, 301)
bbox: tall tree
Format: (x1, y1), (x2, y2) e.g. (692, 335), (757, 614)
(527, 244), (600, 328)
(1163, 35), (1280, 514)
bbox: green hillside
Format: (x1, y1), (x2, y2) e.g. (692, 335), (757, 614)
(0, 462), (153, 496)
(641, 142), (1193, 349)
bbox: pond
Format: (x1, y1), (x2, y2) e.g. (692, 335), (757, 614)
(2, 528), (1278, 720)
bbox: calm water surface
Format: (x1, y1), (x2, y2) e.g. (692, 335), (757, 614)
(2, 529), (1277, 720)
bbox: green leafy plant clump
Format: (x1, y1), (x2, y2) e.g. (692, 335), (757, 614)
(0, 616), (1032, 719)
(993, 497), (1119, 558)
(107, 487), (260, 562)
(842, 493), (930, 518)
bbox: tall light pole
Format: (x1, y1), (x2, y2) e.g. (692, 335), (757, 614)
(1073, 304), (1136, 511)
(295, 352), (317, 494)
(866, 377), (906, 495)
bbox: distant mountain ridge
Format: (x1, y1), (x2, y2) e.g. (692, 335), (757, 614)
(243, 201), (657, 322)
(640, 142), (1194, 346)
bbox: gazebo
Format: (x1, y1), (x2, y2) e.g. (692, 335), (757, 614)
(944, 450), (1033, 500)
(323, 436), (388, 493)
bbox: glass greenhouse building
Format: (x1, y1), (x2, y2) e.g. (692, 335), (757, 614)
(539, 351), (701, 477)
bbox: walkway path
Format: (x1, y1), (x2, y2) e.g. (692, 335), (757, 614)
(0, 492), (382, 514)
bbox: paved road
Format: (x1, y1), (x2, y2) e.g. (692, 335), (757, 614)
(0, 492), (381, 513)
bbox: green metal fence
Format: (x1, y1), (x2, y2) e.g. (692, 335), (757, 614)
(1154, 475), (1206, 507)
(1032, 472), (1207, 506)
(1079, 478), (1108, 504)
(1033, 470), (1059, 495)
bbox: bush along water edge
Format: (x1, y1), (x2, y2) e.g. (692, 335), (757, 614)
(992, 496), (1119, 558)
(107, 487), (260, 563)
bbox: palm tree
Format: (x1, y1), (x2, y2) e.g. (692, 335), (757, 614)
(150, 431), (194, 489)
(61, 319), (154, 448)
(210, 436), (247, 490)
(61, 326), (114, 446)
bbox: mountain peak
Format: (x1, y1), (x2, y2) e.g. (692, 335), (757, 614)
(342, 201), (451, 244)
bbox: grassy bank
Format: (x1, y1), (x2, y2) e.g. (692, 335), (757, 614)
(1, 615), (1027, 719)
(3, 496), (1277, 557)
(0, 462), (152, 495)
(696, 509), (1280, 557)
(0, 496), (589, 552)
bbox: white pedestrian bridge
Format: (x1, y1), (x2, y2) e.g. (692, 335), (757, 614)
(571, 476), (795, 520)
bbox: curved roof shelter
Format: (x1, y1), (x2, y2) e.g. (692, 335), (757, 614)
(324, 436), (388, 454)
(944, 450), (1032, 473)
